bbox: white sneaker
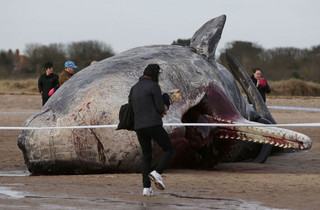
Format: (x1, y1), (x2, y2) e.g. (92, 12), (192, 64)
(148, 170), (166, 190)
(142, 187), (154, 196)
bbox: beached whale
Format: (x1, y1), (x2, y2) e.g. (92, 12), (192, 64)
(18, 15), (311, 175)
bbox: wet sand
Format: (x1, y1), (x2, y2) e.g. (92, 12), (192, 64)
(0, 95), (320, 209)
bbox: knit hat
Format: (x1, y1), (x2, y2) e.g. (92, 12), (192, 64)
(143, 64), (160, 82)
(143, 64), (160, 76)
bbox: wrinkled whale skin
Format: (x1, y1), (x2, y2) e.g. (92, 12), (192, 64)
(18, 15), (311, 175)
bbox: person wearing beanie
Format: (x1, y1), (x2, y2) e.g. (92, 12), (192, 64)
(250, 67), (271, 102)
(143, 64), (161, 82)
(59, 60), (78, 86)
(38, 62), (59, 106)
(129, 63), (174, 196)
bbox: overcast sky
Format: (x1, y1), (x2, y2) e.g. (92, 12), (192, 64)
(1, 0), (319, 55)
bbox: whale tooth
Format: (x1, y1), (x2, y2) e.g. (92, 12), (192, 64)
(270, 142), (275, 145)
(225, 135), (229, 139)
(220, 135), (224, 139)
(275, 143), (279, 146)
(236, 137), (241, 140)
(279, 144), (284, 148)
(284, 145), (288, 149)
(253, 140), (258, 143)
(226, 120), (232, 123)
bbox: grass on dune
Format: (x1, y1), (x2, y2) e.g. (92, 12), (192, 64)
(0, 78), (38, 95)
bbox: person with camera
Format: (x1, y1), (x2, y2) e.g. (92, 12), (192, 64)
(38, 62), (59, 106)
(250, 67), (271, 102)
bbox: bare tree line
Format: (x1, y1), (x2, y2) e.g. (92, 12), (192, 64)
(1, 39), (320, 83)
(218, 41), (320, 83)
(0, 40), (114, 78)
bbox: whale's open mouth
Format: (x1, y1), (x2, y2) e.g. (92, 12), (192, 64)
(180, 84), (311, 161)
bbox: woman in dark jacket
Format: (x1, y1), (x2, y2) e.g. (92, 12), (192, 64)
(38, 62), (59, 106)
(250, 67), (271, 102)
(129, 64), (174, 196)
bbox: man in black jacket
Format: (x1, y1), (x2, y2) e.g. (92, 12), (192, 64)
(129, 64), (174, 196)
(38, 62), (59, 106)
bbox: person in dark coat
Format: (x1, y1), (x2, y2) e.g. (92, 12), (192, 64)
(129, 64), (174, 196)
(38, 62), (59, 106)
(250, 67), (271, 102)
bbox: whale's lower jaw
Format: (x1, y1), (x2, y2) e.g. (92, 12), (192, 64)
(215, 121), (311, 150)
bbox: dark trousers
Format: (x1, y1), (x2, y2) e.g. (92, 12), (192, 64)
(136, 126), (174, 188)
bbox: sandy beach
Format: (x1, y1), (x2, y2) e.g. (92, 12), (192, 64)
(0, 95), (319, 210)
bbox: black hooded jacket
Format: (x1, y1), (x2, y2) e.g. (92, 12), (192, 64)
(129, 76), (164, 130)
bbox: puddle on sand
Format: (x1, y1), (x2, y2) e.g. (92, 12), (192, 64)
(0, 186), (26, 199)
(0, 171), (287, 209)
(0, 188), (287, 210)
(0, 170), (30, 177)
(0, 194), (286, 210)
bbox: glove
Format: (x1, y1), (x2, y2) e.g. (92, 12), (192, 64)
(259, 78), (266, 86)
(48, 88), (55, 96)
(162, 93), (171, 109)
